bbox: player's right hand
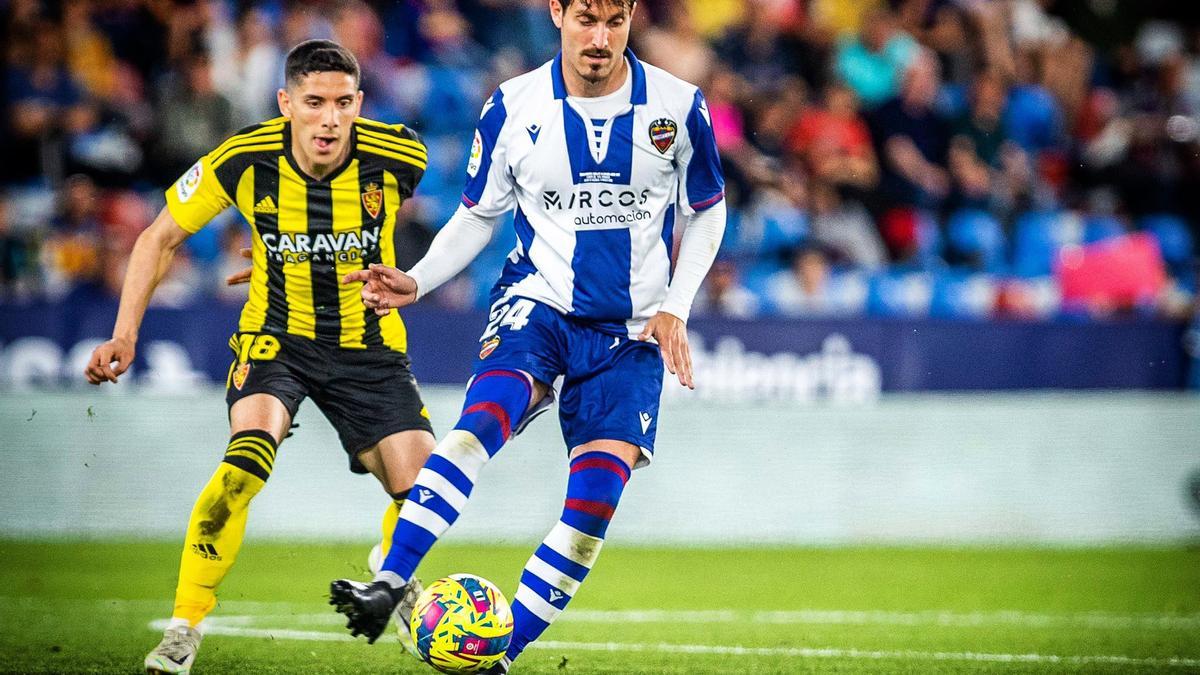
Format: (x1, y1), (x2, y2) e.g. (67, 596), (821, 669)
(85, 337), (135, 385)
(342, 263), (418, 315)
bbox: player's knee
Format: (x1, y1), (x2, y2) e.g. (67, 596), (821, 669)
(221, 429), (278, 485)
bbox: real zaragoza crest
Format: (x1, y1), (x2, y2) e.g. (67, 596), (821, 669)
(648, 118), (678, 154)
(361, 182), (383, 219)
(232, 362), (250, 390)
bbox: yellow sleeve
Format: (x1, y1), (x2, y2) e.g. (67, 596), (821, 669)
(164, 152), (233, 233)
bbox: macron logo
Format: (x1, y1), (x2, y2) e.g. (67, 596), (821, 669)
(548, 589), (564, 602)
(417, 489), (434, 504)
(526, 123), (541, 143)
(639, 411), (653, 434)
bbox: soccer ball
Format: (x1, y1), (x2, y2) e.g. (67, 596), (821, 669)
(409, 574), (514, 673)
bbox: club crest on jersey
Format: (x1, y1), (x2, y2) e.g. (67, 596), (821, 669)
(479, 336), (501, 359)
(232, 362), (250, 390)
(648, 118), (677, 154)
(361, 182), (383, 219)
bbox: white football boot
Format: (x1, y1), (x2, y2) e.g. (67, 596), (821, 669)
(368, 543), (424, 659)
(144, 624), (202, 674)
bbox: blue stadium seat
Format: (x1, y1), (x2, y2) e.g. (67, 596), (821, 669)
(929, 272), (997, 319)
(1012, 210), (1083, 277)
(1083, 215), (1126, 243)
(867, 271), (933, 317)
(946, 209), (1006, 272)
(1140, 213), (1193, 269)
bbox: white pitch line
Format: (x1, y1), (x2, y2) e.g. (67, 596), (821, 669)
(533, 640), (1200, 669)
(16, 598), (1199, 631)
(146, 620), (1200, 669)
(171, 607), (1200, 631)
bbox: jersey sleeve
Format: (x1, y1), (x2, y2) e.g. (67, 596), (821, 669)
(164, 151), (234, 234)
(461, 87), (516, 218)
(388, 125), (427, 200)
(675, 89), (726, 216)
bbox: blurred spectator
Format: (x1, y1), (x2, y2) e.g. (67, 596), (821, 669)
(0, 195), (33, 299)
(808, 180), (886, 270)
(734, 167), (808, 261)
(154, 53), (235, 179)
(211, 7), (283, 128)
(765, 245), (866, 316)
(713, 1), (799, 91)
(63, 0), (118, 100)
(460, 0), (557, 69)
(637, 3), (715, 85)
(947, 68), (1031, 213)
(833, 7), (916, 109)
(693, 258), (760, 319)
(4, 16), (98, 184)
(786, 79), (878, 192)
(53, 174), (102, 235)
(810, 0), (885, 39)
(871, 49), (950, 211)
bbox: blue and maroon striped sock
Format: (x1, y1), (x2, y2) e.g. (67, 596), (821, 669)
(377, 370), (532, 586)
(505, 451), (632, 662)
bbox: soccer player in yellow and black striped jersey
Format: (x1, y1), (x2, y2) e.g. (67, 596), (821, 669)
(83, 40), (435, 674)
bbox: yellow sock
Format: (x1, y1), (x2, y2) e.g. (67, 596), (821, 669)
(172, 430), (275, 626)
(379, 495), (406, 559)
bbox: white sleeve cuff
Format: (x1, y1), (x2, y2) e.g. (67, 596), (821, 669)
(658, 200), (726, 322)
(407, 205), (501, 300)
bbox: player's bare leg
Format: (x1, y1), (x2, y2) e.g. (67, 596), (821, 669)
(145, 394), (290, 674)
(353, 429), (436, 655)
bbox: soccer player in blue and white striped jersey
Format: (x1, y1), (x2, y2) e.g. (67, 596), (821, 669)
(330, 1), (726, 670)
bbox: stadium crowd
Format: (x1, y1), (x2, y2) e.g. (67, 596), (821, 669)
(1, 0), (1199, 321)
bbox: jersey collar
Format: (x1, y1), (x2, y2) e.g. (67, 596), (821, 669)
(281, 120), (357, 183)
(551, 47), (647, 105)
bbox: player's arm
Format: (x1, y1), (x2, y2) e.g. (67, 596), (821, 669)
(638, 201), (727, 390)
(344, 205), (500, 314)
(86, 151), (232, 384)
(84, 207), (191, 384)
(638, 88), (728, 390)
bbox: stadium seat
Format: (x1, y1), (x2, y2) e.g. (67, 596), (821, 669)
(1140, 213), (1194, 270)
(880, 207), (942, 269)
(929, 272), (998, 319)
(946, 209), (1006, 272)
(867, 270), (933, 317)
(1083, 215), (1126, 244)
(1012, 210), (1083, 277)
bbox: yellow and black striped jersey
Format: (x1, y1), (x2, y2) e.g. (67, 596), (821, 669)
(166, 116), (427, 352)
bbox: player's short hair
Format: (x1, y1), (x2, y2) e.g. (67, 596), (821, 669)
(284, 39), (360, 89)
(561, 0), (637, 12)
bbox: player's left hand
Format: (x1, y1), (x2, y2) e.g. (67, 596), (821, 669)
(225, 247), (252, 285)
(638, 311), (694, 390)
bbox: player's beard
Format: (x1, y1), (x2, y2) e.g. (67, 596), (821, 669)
(579, 50), (614, 84)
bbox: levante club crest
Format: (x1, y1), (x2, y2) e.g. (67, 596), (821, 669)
(479, 336), (501, 359)
(648, 118), (677, 154)
(361, 182), (383, 219)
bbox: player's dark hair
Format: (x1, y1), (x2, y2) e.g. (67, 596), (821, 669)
(284, 39), (360, 89)
(560, 0), (637, 11)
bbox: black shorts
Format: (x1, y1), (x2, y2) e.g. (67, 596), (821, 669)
(224, 332), (433, 474)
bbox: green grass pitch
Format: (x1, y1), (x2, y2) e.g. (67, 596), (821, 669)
(1, 541), (1197, 673)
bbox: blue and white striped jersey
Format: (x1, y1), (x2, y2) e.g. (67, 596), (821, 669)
(461, 49), (725, 337)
